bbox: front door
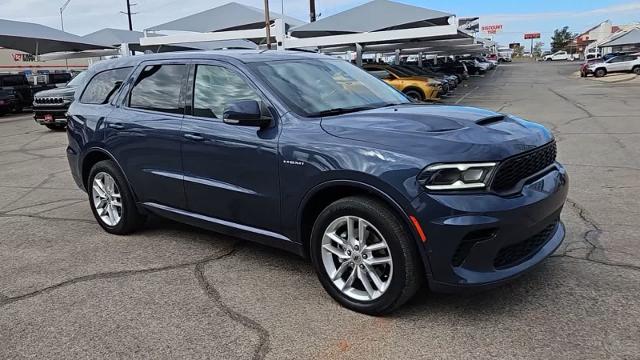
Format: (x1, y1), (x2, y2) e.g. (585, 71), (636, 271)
(181, 62), (281, 233)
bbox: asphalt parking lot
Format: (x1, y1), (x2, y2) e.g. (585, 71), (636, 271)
(1, 61), (639, 359)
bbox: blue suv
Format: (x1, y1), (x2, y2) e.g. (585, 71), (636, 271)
(66, 51), (568, 314)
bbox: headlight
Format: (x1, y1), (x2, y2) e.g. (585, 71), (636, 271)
(418, 162), (496, 190)
(63, 95), (75, 102)
(427, 80), (441, 86)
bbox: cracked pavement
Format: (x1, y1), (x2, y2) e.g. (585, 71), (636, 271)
(1, 61), (639, 359)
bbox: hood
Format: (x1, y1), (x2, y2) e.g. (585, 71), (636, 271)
(320, 104), (552, 162)
(34, 86), (76, 98)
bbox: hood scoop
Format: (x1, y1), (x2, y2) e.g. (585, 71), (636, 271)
(475, 115), (505, 126)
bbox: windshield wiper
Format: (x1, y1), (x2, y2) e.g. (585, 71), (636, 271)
(309, 106), (375, 117)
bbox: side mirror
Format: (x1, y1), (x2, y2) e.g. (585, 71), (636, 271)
(223, 100), (272, 127)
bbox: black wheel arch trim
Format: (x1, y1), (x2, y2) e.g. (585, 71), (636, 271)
(81, 147), (142, 206)
(296, 179), (433, 277)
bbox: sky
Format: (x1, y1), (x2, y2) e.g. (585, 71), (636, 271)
(2, 0), (640, 51)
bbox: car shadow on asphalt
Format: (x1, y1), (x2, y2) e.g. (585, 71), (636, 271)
(139, 215), (555, 318)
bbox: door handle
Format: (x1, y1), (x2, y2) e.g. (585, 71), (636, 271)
(108, 123), (125, 130)
(183, 133), (205, 141)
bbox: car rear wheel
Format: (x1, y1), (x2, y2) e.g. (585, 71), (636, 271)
(633, 66), (640, 75)
(594, 68), (606, 78)
(403, 89), (424, 102)
(310, 196), (422, 315)
(88, 160), (145, 235)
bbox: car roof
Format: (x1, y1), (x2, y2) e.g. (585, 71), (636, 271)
(88, 50), (331, 73)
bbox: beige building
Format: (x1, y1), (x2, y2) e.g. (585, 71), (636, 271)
(0, 47), (90, 73)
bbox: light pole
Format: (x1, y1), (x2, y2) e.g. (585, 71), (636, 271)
(59, 0), (72, 31)
(59, 0), (72, 70)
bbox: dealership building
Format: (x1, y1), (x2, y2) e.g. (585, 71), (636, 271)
(0, 47), (90, 73)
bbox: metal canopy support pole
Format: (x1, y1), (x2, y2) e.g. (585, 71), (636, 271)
(120, 43), (130, 57)
(433, 56), (437, 65)
(274, 18), (285, 50)
(264, 0), (272, 49)
(355, 43), (363, 67)
(418, 52), (423, 67)
(394, 49), (400, 65)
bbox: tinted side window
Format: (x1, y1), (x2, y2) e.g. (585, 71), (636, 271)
(80, 67), (132, 104)
(129, 64), (186, 114)
(193, 65), (261, 119)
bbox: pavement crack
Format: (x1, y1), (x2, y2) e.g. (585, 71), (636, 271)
(551, 254), (640, 272)
(548, 88), (594, 117)
(0, 246), (238, 307)
(194, 249), (270, 360)
(0, 213), (96, 224)
(565, 197), (602, 259)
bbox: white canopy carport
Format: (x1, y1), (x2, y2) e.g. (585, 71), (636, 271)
(0, 19), (109, 55)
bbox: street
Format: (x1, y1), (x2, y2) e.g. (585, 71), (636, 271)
(1, 61), (639, 359)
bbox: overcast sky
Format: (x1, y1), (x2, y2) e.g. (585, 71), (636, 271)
(3, 0), (640, 49)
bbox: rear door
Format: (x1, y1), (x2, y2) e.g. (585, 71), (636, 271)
(605, 56), (628, 72)
(105, 61), (189, 209)
(181, 61), (281, 232)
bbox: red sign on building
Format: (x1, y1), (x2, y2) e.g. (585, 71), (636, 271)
(524, 33), (541, 40)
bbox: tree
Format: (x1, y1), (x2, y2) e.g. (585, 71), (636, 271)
(512, 44), (525, 57)
(533, 41), (544, 57)
(551, 26), (576, 52)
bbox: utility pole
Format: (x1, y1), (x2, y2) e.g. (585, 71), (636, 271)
(264, 0), (271, 49)
(309, 0), (316, 22)
(120, 0), (137, 31)
(126, 0), (133, 31)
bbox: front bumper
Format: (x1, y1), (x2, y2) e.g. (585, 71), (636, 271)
(412, 164), (568, 292)
(33, 105), (68, 125)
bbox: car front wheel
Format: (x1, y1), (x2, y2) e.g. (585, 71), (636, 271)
(403, 89), (424, 102)
(88, 160), (145, 234)
(594, 69), (606, 77)
(633, 66), (640, 75)
(310, 196), (423, 315)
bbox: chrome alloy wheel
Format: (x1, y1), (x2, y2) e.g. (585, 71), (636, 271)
(321, 216), (393, 301)
(91, 172), (122, 226)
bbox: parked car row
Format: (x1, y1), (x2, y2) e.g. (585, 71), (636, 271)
(0, 71), (89, 131)
(580, 53), (640, 78)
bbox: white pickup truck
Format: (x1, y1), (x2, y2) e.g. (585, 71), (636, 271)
(543, 51), (579, 61)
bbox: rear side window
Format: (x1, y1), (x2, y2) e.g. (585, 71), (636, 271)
(129, 64), (186, 114)
(80, 67), (132, 104)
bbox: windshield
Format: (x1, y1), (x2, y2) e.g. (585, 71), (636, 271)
(248, 59), (410, 117)
(66, 71), (87, 87)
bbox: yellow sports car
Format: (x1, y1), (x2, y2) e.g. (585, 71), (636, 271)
(363, 64), (441, 101)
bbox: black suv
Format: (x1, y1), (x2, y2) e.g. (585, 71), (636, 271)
(66, 51), (568, 314)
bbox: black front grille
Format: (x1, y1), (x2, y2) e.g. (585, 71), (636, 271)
(35, 97), (64, 104)
(493, 220), (558, 269)
(491, 141), (557, 193)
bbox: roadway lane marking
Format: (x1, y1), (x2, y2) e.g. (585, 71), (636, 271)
(455, 86), (479, 104)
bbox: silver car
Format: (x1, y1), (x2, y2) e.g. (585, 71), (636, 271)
(587, 55), (640, 77)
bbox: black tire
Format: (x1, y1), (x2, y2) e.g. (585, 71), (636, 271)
(403, 89), (424, 102)
(633, 66), (640, 75)
(45, 124), (66, 131)
(594, 68), (606, 78)
(88, 160), (145, 235)
(310, 196), (423, 315)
